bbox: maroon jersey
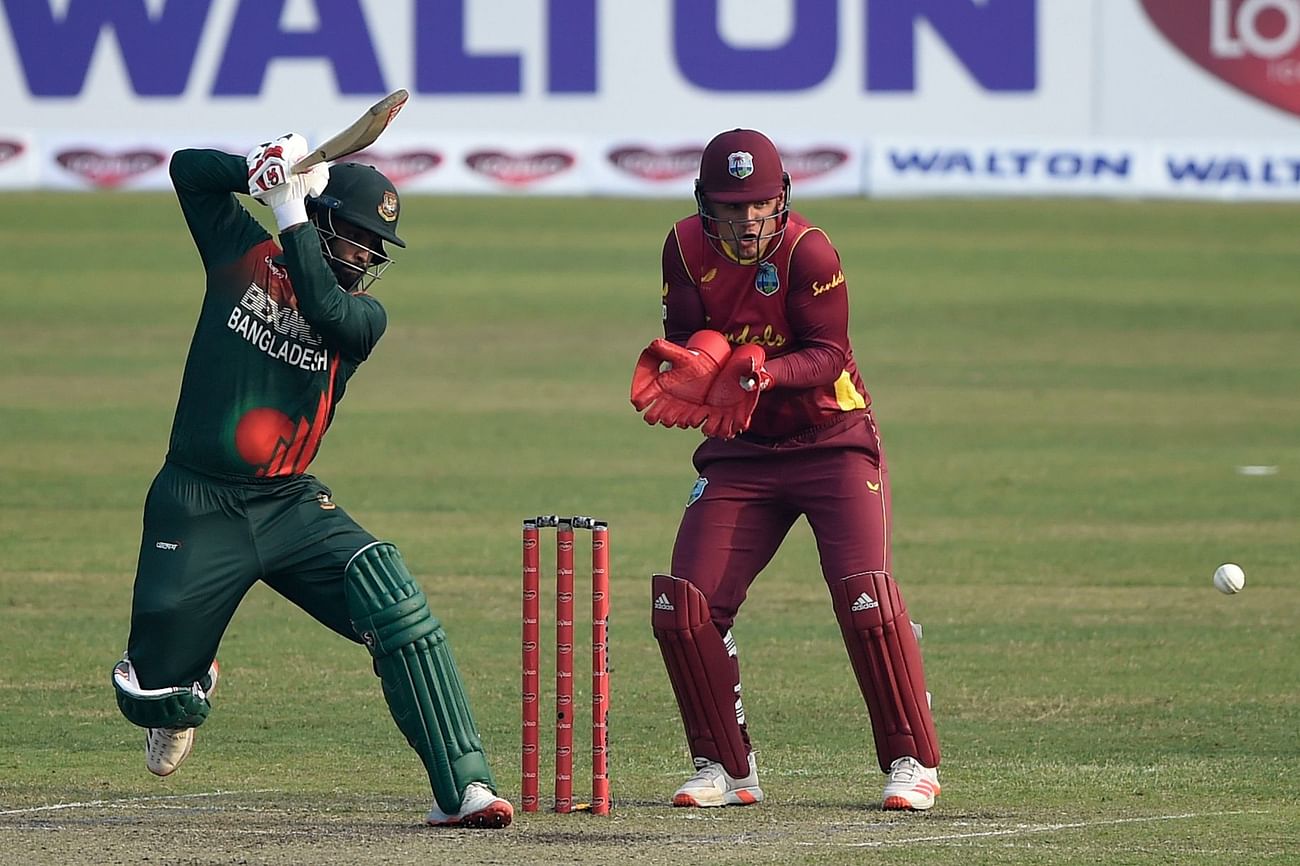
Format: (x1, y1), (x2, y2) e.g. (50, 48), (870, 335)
(662, 211), (871, 442)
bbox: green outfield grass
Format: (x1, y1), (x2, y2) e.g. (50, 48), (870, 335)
(1, 192), (1297, 865)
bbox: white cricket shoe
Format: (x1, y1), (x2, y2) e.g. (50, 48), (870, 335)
(425, 782), (513, 829)
(144, 660), (219, 777)
(146, 727), (194, 777)
(672, 753), (763, 807)
(881, 756), (940, 811)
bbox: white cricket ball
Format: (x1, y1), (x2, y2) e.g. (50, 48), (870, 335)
(1212, 563), (1245, 594)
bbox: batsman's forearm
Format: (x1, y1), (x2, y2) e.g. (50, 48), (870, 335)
(170, 149), (269, 270)
(170, 148), (246, 195)
(280, 223), (387, 361)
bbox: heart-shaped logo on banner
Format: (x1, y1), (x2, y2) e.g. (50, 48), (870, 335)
(780, 148), (850, 181)
(0, 141), (24, 164)
(464, 150), (576, 187)
(607, 147), (702, 181)
(1141, 0), (1300, 116)
(55, 149), (166, 187)
(342, 150), (443, 184)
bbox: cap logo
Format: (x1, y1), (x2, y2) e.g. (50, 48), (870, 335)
(378, 189), (398, 222)
(727, 150), (754, 179)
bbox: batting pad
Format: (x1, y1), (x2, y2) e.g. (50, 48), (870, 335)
(112, 655), (217, 730)
(346, 542), (495, 814)
(652, 574), (752, 779)
(830, 571), (941, 771)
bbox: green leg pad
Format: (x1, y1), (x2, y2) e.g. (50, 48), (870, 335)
(112, 657), (215, 729)
(346, 542), (495, 814)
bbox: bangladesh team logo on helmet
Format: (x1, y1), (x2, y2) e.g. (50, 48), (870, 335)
(727, 150), (754, 179)
(378, 189), (398, 224)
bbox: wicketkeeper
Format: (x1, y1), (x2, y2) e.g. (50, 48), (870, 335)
(632, 129), (942, 811)
(111, 134), (512, 828)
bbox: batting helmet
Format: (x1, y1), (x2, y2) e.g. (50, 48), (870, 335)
(307, 162), (404, 291)
(308, 162), (405, 250)
(694, 129), (791, 264)
(695, 128), (789, 204)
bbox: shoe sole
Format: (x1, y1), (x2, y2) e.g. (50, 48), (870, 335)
(882, 795), (935, 811)
(426, 802), (513, 829)
(672, 789), (762, 808)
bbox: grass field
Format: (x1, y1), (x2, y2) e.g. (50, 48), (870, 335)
(1, 191), (1297, 865)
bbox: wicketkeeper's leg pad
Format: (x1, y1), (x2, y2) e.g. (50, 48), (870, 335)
(830, 571), (941, 771)
(112, 655), (218, 730)
(345, 542), (495, 815)
(652, 573), (752, 779)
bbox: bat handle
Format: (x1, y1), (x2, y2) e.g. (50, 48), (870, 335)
(291, 153), (326, 175)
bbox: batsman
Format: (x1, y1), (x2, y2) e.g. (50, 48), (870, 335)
(632, 129), (942, 811)
(110, 134), (512, 828)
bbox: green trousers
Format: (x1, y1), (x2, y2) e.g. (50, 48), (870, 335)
(127, 461), (373, 689)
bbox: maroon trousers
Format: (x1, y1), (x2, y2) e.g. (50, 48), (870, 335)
(659, 414), (941, 772)
(672, 425), (892, 628)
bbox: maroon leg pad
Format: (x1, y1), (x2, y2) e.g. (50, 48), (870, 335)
(831, 571), (940, 771)
(652, 574), (751, 779)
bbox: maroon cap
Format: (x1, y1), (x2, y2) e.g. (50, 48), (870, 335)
(696, 129), (785, 203)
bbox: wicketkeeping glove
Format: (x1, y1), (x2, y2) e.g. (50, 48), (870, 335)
(630, 330), (732, 430)
(701, 344), (773, 439)
(246, 133), (330, 231)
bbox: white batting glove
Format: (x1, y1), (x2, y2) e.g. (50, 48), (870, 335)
(246, 133), (329, 231)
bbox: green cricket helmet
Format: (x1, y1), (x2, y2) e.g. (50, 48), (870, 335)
(307, 162), (405, 291)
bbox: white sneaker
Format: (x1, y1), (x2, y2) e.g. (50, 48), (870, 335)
(672, 754), (763, 808)
(425, 782), (513, 829)
(881, 756), (940, 811)
(146, 727), (194, 777)
(145, 661), (219, 777)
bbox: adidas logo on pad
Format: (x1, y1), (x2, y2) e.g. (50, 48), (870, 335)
(851, 592), (879, 612)
(654, 593), (674, 611)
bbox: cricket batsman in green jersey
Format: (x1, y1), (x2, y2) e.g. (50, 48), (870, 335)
(110, 133), (513, 829)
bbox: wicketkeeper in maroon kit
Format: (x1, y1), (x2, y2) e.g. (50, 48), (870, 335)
(631, 129), (942, 810)
(110, 134), (512, 828)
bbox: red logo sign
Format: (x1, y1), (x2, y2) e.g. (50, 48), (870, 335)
(55, 149), (166, 187)
(0, 141), (24, 164)
(465, 150), (575, 187)
(780, 148), (850, 181)
(607, 146), (702, 181)
(343, 149), (442, 184)
(1141, 0), (1300, 116)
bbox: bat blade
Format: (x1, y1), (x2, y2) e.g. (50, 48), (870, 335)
(291, 88), (409, 174)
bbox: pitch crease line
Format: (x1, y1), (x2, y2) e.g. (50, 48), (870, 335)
(0, 790), (277, 816)
(815, 811), (1262, 847)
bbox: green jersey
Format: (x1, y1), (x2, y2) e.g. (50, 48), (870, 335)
(165, 149), (386, 479)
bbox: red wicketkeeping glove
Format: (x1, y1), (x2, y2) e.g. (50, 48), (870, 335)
(701, 344), (773, 439)
(630, 330), (732, 429)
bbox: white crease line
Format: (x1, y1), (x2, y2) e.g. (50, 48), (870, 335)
(0, 790), (277, 816)
(813, 811), (1264, 847)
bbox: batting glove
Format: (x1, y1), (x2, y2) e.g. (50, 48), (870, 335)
(246, 133), (330, 231)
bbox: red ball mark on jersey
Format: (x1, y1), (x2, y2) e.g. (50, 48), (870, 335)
(234, 408), (296, 469)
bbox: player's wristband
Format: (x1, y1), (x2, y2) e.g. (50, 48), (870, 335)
(272, 198), (308, 231)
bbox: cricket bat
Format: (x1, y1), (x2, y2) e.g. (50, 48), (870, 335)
(291, 89), (409, 174)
